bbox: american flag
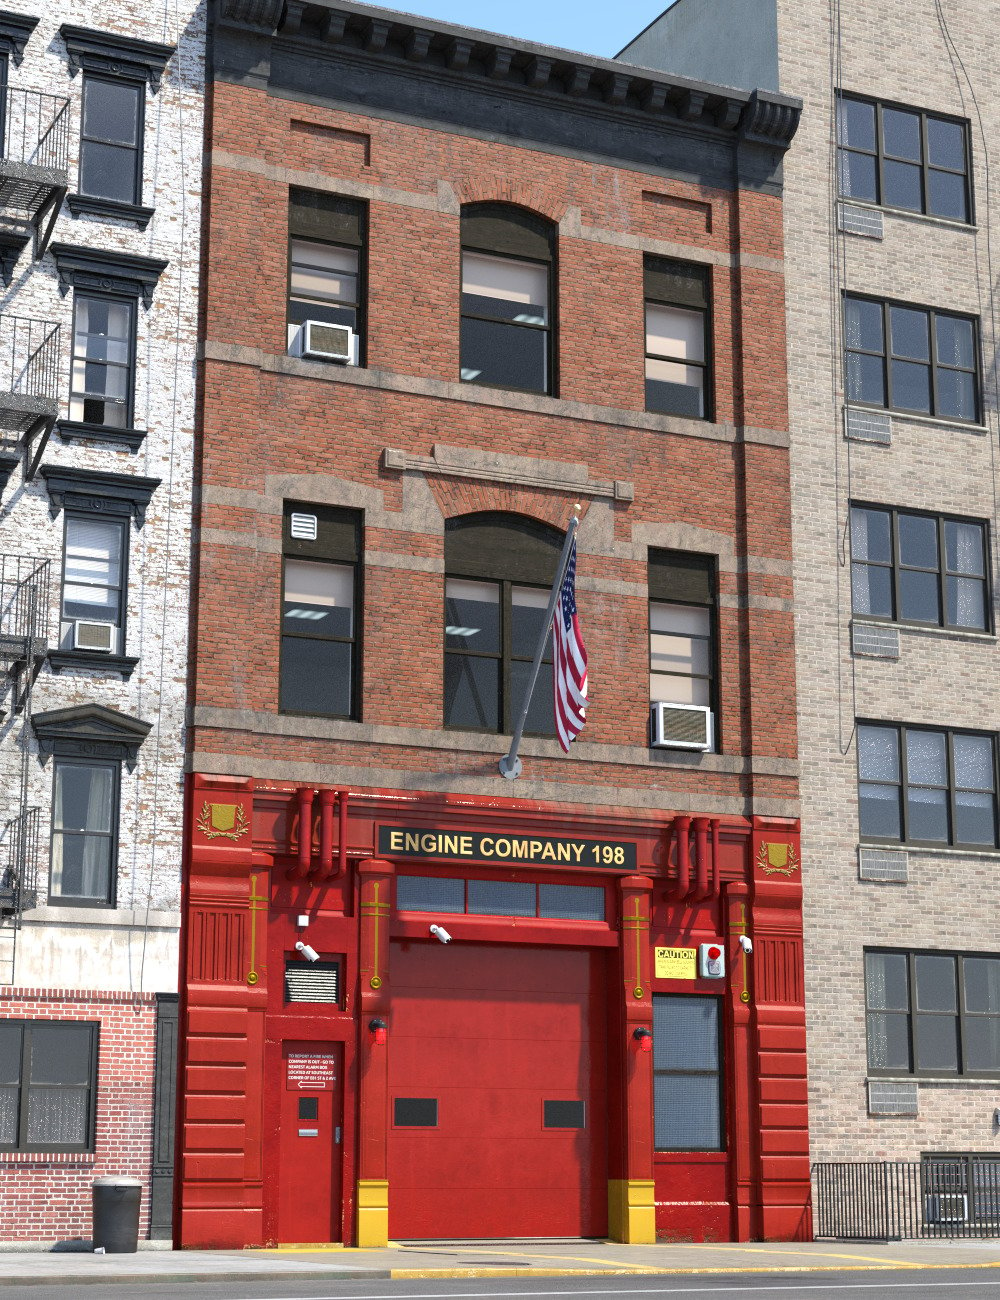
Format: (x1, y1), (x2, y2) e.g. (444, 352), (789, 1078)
(552, 537), (588, 752)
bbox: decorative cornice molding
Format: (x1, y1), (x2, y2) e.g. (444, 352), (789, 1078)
(56, 420), (146, 452)
(217, 1), (801, 153)
(49, 243), (168, 309)
(0, 10), (39, 65)
(382, 443), (634, 502)
(59, 24), (175, 92)
(39, 464), (161, 526)
(47, 649), (139, 680)
(31, 702), (151, 768)
(66, 194), (155, 230)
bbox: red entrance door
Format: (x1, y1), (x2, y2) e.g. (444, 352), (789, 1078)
(388, 942), (607, 1239)
(277, 1042), (343, 1243)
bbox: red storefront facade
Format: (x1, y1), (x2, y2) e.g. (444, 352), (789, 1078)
(181, 778), (807, 1246)
(183, 0), (806, 1249)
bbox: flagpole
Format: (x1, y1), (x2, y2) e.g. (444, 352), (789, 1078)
(499, 506), (581, 780)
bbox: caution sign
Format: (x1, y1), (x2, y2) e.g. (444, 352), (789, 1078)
(286, 1052), (336, 1091)
(654, 946), (697, 980)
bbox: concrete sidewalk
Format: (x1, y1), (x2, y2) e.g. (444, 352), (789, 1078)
(2, 1238), (1000, 1287)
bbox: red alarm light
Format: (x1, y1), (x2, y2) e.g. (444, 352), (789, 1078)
(633, 1027), (653, 1053)
(369, 1017), (387, 1046)
(708, 946), (721, 960)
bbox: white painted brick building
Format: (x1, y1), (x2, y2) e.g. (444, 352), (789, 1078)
(0, 0), (202, 1243)
(626, 0), (1000, 1233)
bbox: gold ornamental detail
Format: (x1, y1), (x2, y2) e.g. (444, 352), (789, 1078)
(197, 801), (249, 841)
(757, 841), (799, 876)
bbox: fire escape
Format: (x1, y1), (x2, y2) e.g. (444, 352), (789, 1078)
(0, 554), (51, 984)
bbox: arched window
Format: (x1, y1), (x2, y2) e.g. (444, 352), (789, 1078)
(460, 204), (555, 395)
(444, 513), (561, 735)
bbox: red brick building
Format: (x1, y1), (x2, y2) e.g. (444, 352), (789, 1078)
(181, 0), (805, 1249)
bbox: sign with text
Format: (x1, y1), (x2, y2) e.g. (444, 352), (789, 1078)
(286, 1053), (337, 1091)
(378, 825), (637, 871)
(655, 946), (698, 980)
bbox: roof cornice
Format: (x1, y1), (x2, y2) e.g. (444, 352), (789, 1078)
(215, 0), (801, 152)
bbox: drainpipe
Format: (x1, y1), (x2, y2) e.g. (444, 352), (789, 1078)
(711, 818), (721, 899)
(290, 787), (314, 879)
(693, 817), (710, 900)
(317, 788), (336, 878)
(674, 815), (692, 900)
(337, 789), (349, 877)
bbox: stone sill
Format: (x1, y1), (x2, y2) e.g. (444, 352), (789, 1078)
(66, 193), (154, 229)
(855, 620), (997, 647)
(843, 199), (978, 234)
(887, 408), (989, 436)
(868, 1075), (1000, 1087)
(860, 841), (1000, 861)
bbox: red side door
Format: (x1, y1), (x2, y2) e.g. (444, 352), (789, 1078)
(277, 1042), (343, 1243)
(388, 942), (607, 1239)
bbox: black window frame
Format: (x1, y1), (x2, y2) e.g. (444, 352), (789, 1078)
(459, 203), (556, 398)
(443, 513), (562, 737)
(865, 949), (1000, 1079)
(647, 549), (718, 740)
(279, 502), (362, 722)
(850, 503), (992, 632)
(78, 71), (145, 206)
(652, 993), (725, 1152)
(856, 721), (1000, 850)
(49, 755), (121, 908)
(59, 509), (130, 653)
(844, 293), (981, 424)
(69, 289), (137, 431)
(0, 1019), (99, 1153)
(837, 92), (973, 224)
(287, 188), (367, 365)
(643, 256), (712, 420)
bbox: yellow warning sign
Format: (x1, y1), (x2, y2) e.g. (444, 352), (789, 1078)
(655, 946), (698, 979)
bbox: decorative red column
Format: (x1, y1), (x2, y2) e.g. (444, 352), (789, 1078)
(355, 858), (394, 1247)
(609, 874), (655, 1243)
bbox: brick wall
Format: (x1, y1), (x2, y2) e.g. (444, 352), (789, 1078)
(0, 989), (157, 1243)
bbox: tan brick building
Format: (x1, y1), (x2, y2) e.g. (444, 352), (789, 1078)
(624, 0), (1000, 1233)
(180, 0), (809, 1248)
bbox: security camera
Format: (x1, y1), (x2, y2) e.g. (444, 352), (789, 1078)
(429, 924), (452, 944)
(295, 940), (320, 962)
(739, 935), (753, 955)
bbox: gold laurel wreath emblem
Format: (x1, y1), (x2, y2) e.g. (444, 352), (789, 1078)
(197, 801), (250, 842)
(757, 841), (800, 876)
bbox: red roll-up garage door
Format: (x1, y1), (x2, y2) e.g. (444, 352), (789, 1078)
(388, 940), (608, 1240)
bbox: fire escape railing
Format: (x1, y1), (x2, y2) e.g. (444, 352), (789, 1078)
(0, 86), (70, 258)
(0, 316), (61, 481)
(0, 552), (52, 715)
(0, 805), (40, 916)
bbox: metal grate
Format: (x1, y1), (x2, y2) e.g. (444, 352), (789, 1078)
(851, 621), (900, 660)
(284, 959), (340, 1003)
(813, 1158), (1000, 1239)
(837, 201), (885, 240)
(858, 847), (909, 884)
(844, 406), (892, 445)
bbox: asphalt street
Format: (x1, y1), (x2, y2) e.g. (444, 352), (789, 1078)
(2, 1271), (1000, 1299)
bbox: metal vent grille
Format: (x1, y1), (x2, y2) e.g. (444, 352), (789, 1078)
(652, 702), (712, 749)
(304, 321), (351, 360)
(284, 959), (340, 1003)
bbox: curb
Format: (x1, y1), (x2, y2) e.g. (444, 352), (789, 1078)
(0, 1268), (393, 1288)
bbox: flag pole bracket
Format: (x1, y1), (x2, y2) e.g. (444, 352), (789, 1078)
(498, 755), (522, 780)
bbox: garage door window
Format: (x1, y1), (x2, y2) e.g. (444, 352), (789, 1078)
(396, 875), (605, 921)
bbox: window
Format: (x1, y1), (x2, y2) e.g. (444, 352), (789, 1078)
(851, 506), (989, 631)
(648, 550), (717, 741)
(59, 515), (127, 652)
(644, 257), (710, 418)
(396, 875), (606, 921)
(857, 723), (998, 848)
(78, 75), (143, 204)
(50, 758), (119, 905)
(845, 295), (979, 423)
(460, 204), (555, 395)
(837, 95), (971, 223)
(0, 1020), (98, 1152)
(69, 294), (135, 429)
(653, 995), (724, 1150)
(444, 513), (561, 734)
(280, 503), (360, 718)
(866, 950), (1000, 1076)
(287, 188), (365, 363)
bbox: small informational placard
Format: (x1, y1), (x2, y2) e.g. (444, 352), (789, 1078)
(654, 946), (698, 980)
(286, 1052), (336, 1091)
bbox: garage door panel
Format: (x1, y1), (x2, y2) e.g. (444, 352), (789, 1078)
(388, 941), (607, 1239)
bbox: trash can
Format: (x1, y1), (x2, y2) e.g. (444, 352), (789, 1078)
(92, 1177), (143, 1253)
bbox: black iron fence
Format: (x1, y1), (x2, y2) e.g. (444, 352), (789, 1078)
(0, 805), (41, 914)
(0, 315), (61, 407)
(813, 1159), (1000, 1239)
(0, 552), (52, 651)
(0, 86), (70, 175)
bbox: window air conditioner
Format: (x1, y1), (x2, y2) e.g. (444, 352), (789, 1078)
(925, 1192), (968, 1224)
(73, 620), (116, 653)
(651, 701), (714, 751)
(300, 320), (354, 364)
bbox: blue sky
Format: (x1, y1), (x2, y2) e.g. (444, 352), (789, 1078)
(377, 2), (671, 59)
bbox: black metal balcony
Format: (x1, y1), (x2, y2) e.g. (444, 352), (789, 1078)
(0, 315), (61, 479)
(0, 86), (70, 260)
(0, 805), (40, 914)
(0, 553), (52, 715)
